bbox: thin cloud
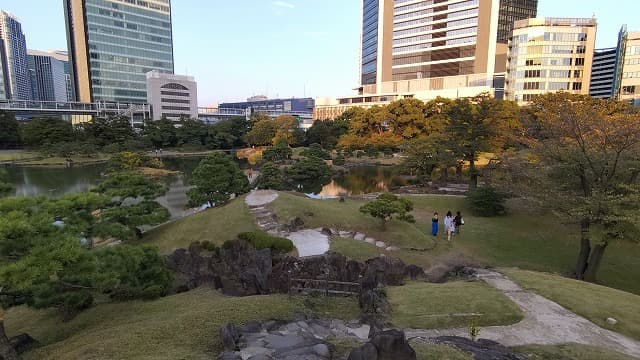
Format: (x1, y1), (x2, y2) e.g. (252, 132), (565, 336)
(273, 1), (295, 8)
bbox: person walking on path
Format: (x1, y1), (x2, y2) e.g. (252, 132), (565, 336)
(454, 211), (464, 235)
(431, 212), (439, 236)
(444, 211), (455, 242)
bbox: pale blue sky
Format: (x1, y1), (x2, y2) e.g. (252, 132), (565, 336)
(1, 0), (638, 105)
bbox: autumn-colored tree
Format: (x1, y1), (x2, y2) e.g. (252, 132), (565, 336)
(386, 98), (427, 139)
(245, 119), (277, 146)
(272, 114), (299, 145)
(494, 93), (640, 282)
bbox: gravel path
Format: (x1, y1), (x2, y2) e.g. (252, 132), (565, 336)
(407, 269), (640, 358)
(245, 190), (331, 257)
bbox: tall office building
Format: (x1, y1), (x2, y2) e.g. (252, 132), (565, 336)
(615, 27), (640, 105)
(496, 0), (537, 44)
(0, 10), (31, 100)
(64, 0), (174, 104)
(27, 50), (70, 102)
(359, 0), (537, 89)
(589, 48), (617, 98)
(505, 18), (597, 104)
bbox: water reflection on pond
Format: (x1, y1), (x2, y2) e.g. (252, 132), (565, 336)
(318, 166), (408, 197)
(5, 159), (407, 218)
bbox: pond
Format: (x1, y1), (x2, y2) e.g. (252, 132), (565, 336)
(4, 159), (407, 218)
(318, 166), (409, 197)
(4, 157), (204, 219)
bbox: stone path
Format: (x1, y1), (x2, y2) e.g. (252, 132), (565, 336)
(219, 318), (371, 360)
(245, 190), (396, 257)
(406, 269), (640, 359)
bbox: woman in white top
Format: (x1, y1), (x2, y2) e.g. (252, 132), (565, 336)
(444, 211), (455, 242)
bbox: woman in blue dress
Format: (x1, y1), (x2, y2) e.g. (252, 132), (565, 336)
(431, 212), (439, 236)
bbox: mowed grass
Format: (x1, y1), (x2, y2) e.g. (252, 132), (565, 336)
(142, 195), (258, 254)
(412, 343), (472, 360)
(404, 195), (640, 295)
(387, 281), (523, 329)
(270, 192), (435, 250)
(515, 344), (638, 360)
(5, 289), (360, 360)
(503, 269), (640, 341)
(330, 237), (446, 270)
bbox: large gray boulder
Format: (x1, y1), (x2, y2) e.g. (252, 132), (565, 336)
(220, 323), (240, 351)
(348, 329), (415, 360)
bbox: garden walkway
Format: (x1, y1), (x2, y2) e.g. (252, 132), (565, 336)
(245, 190), (397, 257)
(407, 268), (640, 358)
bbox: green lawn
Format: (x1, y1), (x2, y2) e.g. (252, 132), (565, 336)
(5, 289), (360, 360)
(270, 192), (435, 250)
(142, 191), (640, 295)
(0, 150), (40, 162)
(399, 195), (640, 295)
(515, 344), (638, 360)
(328, 335), (473, 360)
(413, 343), (473, 359)
(142, 195), (258, 253)
(387, 281), (523, 329)
(503, 269), (640, 341)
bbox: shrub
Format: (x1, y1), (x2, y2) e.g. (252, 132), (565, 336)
(140, 285), (165, 300)
(301, 144), (331, 160)
(238, 231), (294, 252)
(333, 152), (345, 166)
(466, 186), (507, 217)
(201, 240), (219, 252)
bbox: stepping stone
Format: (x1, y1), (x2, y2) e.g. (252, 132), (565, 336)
(386, 246), (399, 251)
(339, 231), (353, 238)
(375, 241), (387, 248)
(353, 233), (366, 241)
(365, 238), (376, 244)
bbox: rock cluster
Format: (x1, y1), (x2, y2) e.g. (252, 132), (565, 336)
(347, 329), (416, 360)
(218, 318), (371, 360)
(166, 240), (425, 296)
(433, 336), (526, 360)
(317, 228), (399, 252)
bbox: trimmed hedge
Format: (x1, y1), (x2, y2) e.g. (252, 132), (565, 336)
(237, 231), (294, 252)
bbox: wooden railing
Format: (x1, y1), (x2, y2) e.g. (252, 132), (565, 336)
(288, 278), (361, 297)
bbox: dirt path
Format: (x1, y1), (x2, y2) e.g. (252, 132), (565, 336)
(407, 269), (640, 358)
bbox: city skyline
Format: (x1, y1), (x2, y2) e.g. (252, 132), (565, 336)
(3, 0), (639, 106)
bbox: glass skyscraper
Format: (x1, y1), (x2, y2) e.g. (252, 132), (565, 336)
(27, 50), (70, 102)
(360, 0), (538, 87)
(0, 10), (31, 100)
(64, 0), (174, 104)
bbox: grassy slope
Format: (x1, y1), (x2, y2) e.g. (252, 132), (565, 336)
(142, 195), (258, 254)
(503, 269), (640, 341)
(387, 281), (523, 329)
(5, 289), (360, 360)
(408, 196), (640, 295)
(270, 192), (435, 250)
(515, 344), (638, 360)
(313, 193), (640, 295)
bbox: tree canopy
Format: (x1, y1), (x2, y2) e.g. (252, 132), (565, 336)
(359, 193), (415, 229)
(187, 152), (250, 206)
(492, 93), (640, 282)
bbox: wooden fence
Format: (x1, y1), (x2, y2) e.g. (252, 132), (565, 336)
(288, 278), (361, 297)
